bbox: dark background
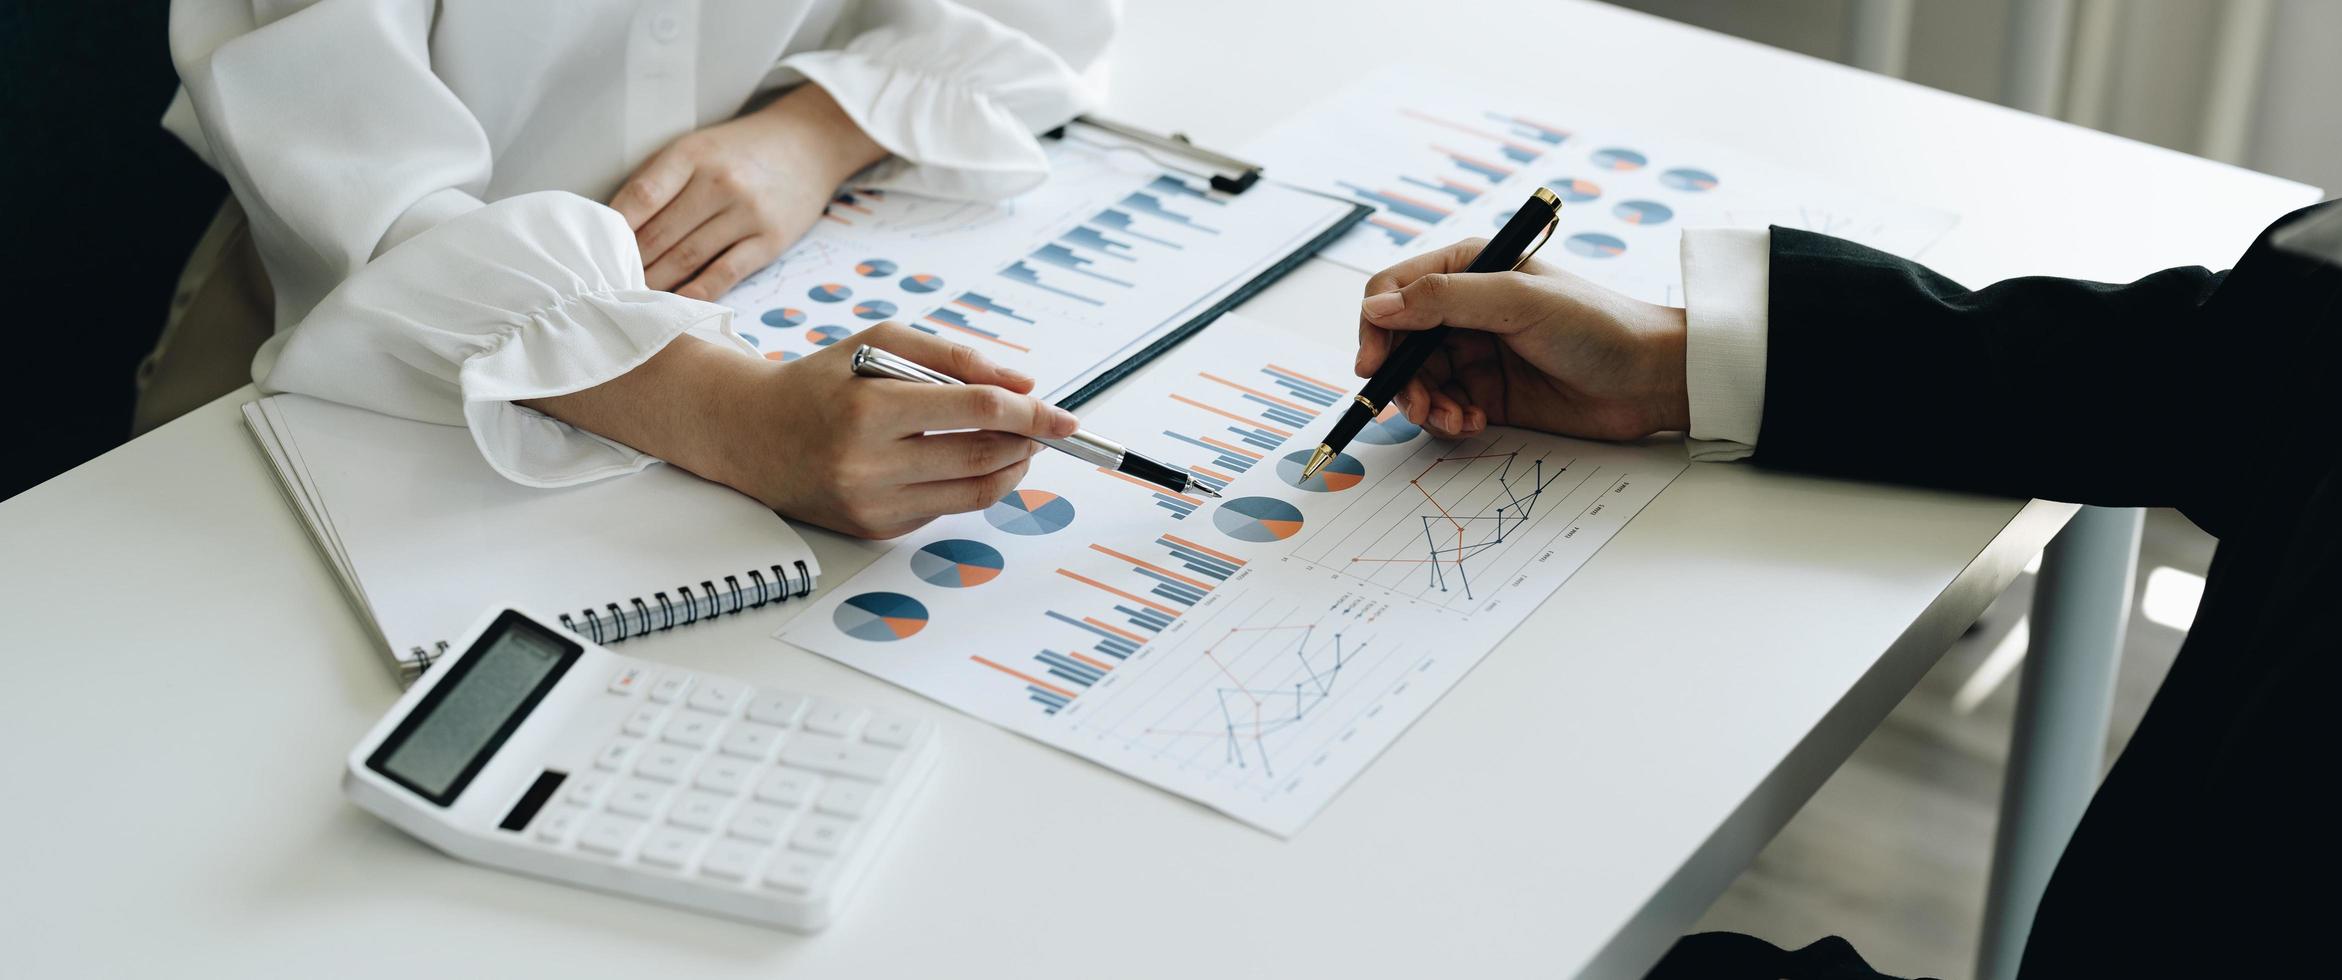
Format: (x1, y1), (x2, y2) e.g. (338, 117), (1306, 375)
(4, 1), (226, 500)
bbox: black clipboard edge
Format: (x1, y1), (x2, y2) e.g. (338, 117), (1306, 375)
(1054, 191), (1373, 411)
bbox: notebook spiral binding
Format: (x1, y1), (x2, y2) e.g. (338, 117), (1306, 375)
(402, 559), (814, 682)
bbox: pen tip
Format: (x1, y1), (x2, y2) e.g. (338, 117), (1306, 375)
(1298, 444), (1335, 481)
(1196, 485), (1224, 499)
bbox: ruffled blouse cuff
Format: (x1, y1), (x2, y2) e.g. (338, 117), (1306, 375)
(779, 4), (1089, 201)
(255, 190), (751, 488)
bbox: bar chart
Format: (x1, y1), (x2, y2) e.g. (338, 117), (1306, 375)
(719, 133), (1356, 399)
(1247, 66), (1960, 298)
(779, 319), (1688, 835)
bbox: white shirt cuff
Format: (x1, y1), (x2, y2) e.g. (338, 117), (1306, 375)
(1681, 228), (1771, 462)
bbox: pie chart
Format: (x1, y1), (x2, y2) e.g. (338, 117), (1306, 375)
(1213, 496), (1304, 543)
(764, 350), (801, 362)
(1613, 200), (1673, 225)
(1544, 177), (1602, 203)
(1589, 147), (1647, 171)
(806, 325), (852, 346)
(900, 274), (945, 293)
(985, 489), (1076, 536)
(855, 258), (898, 277)
(853, 300), (897, 320)
(1564, 232), (1627, 258)
(808, 283), (852, 303)
(1660, 167), (1719, 191)
(834, 591), (929, 642)
(911, 538), (1005, 588)
(1277, 449), (1365, 492)
(761, 307), (806, 328)
(1354, 404), (1423, 445)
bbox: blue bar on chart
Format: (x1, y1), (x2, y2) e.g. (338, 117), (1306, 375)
(1261, 364), (1343, 410)
(1162, 428), (1273, 474)
(1029, 243), (1135, 287)
(1399, 175), (1484, 205)
(1060, 225), (1139, 260)
(1043, 610), (1144, 660)
(1154, 492), (1199, 520)
(1487, 112), (1570, 145)
(1118, 189), (1221, 235)
(1336, 182), (1454, 226)
(919, 292), (1036, 352)
(1091, 208), (1186, 248)
(1440, 147), (1517, 182)
(1001, 260), (1106, 306)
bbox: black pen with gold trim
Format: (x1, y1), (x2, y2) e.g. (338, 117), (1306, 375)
(1299, 186), (1565, 480)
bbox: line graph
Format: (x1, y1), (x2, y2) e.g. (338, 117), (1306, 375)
(1288, 432), (1607, 613)
(1144, 623), (1355, 777)
(1354, 449), (1569, 600)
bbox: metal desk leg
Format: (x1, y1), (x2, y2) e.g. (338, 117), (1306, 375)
(1977, 505), (2140, 979)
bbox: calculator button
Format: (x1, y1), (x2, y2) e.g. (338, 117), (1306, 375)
(699, 839), (769, 882)
(781, 734), (902, 783)
(647, 671), (695, 704)
(816, 782), (876, 819)
(762, 852), (833, 894)
(534, 806), (586, 844)
(577, 815), (645, 856)
(719, 722), (785, 761)
(667, 791), (731, 831)
(661, 712), (720, 748)
(745, 692), (809, 727)
(862, 713), (922, 748)
(695, 758), (754, 795)
(607, 779), (672, 819)
(801, 699), (869, 737)
(688, 680), (747, 716)
(621, 705), (666, 738)
(635, 745), (697, 783)
(789, 815), (856, 856)
(594, 737), (642, 772)
(563, 773), (612, 807)
(607, 665), (647, 696)
(728, 802), (796, 843)
(638, 827), (706, 869)
(754, 767), (822, 808)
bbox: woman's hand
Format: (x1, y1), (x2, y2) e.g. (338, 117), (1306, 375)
(525, 323), (1079, 539)
(1356, 238), (1693, 441)
(714, 323), (1080, 538)
(611, 83), (888, 301)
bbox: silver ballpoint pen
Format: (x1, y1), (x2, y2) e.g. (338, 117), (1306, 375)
(850, 345), (1223, 499)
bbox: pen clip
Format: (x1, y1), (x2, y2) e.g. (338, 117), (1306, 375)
(1515, 214), (1560, 270)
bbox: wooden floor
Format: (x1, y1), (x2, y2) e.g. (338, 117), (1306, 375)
(1689, 508), (2214, 979)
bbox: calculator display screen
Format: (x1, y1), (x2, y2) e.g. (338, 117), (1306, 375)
(367, 612), (581, 806)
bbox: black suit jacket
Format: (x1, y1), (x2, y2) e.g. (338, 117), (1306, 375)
(1753, 203), (2341, 975)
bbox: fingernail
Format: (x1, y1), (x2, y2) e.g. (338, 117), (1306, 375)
(1362, 291), (1404, 318)
(1049, 406), (1079, 432)
(1001, 367), (1034, 384)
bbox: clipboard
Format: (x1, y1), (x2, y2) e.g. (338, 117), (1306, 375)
(1040, 116), (1371, 410)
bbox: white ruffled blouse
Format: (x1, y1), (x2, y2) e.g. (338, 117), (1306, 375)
(163, 0), (1115, 486)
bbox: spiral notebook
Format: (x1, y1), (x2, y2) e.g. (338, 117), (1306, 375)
(243, 394), (822, 685)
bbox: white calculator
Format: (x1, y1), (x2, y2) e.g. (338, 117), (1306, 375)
(343, 607), (939, 931)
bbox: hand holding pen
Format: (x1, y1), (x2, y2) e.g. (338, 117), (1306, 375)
(852, 344), (1222, 500)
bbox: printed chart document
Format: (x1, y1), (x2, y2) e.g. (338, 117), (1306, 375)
(1246, 66), (1959, 302)
(719, 126), (1357, 401)
(780, 316), (1686, 835)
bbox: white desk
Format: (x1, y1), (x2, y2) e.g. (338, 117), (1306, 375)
(0, 2), (2314, 976)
